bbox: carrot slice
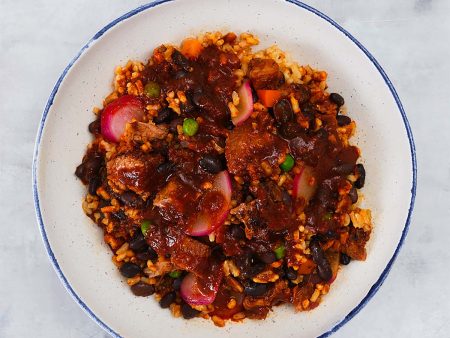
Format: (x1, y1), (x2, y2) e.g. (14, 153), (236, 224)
(256, 89), (282, 107)
(181, 38), (203, 59)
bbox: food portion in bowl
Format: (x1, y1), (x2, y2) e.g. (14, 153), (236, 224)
(75, 32), (372, 326)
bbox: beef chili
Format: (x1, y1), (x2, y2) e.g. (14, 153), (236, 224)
(76, 32), (372, 326)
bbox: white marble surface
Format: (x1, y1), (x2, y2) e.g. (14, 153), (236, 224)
(0, 0), (448, 337)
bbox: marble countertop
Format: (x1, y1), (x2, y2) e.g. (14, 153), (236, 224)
(1, 0), (448, 337)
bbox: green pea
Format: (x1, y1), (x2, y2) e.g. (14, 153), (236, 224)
(168, 270), (182, 278)
(141, 220), (151, 236)
(182, 118), (199, 136)
(323, 212), (333, 221)
(280, 154), (295, 172)
(274, 244), (286, 260)
(144, 81), (160, 98)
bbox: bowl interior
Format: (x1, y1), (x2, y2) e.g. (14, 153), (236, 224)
(34, 0), (415, 337)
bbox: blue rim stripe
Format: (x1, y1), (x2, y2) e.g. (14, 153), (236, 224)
(32, 1), (417, 337)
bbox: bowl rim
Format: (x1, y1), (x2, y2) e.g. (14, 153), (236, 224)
(31, 0), (417, 337)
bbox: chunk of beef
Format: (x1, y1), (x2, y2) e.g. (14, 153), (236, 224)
(251, 182), (297, 232)
(225, 112), (288, 179)
(342, 226), (370, 260)
(231, 182), (296, 234)
(123, 121), (168, 144)
(248, 58), (284, 89)
(171, 236), (211, 276)
(75, 151), (103, 184)
(243, 280), (290, 311)
(107, 152), (164, 197)
(288, 130), (328, 167)
(292, 282), (315, 311)
(153, 178), (195, 224)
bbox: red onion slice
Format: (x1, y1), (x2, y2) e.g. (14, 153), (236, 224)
(100, 95), (145, 142)
(180, 272), (221, 305)
(292, 166), (317, 203)
(186, 171), (232, 236)
(232, 80), (254, 126)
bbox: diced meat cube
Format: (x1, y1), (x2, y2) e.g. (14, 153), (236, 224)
(251, 182), (297, 232)
(106, 152), (164, 197)
(288, 131), (328, 167)
(248, 58), (284, 89)
(231, 183), (296, 234)
(171, 236), (211, 275)
(154, 179), (188, 223)
(123, 121), (168, 144)
(153, 176), (203, 225)
(243, 280), (290, 310)
(292, 282), (315, 311)
(225, 112), (288, 180)
(342, 226), (370, 260)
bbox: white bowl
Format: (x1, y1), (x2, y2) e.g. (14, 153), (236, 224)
(32, 0), (417, 337)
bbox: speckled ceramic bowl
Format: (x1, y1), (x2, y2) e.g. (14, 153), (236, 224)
(32, 0), (416, 337)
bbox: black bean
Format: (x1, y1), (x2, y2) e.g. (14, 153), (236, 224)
(169, 118), (183, 133)
(111, 210), (127, 222)
(156, 162), (174, 175)
(354, 164), (366, 189)
(148, 247), (159, 260)
(174, 70), (188, 79)
(248, 263), (266, 278)
(172, 50), (192, 71)
(88, 119), (101, 134)
(244, 282), (268, 297)
(330, 93), (345, 107)
(119, 262), (141, 278)
(234, 249), (252, 277)
(159, 292), (176, 308)
(75, 155), (103, 183)
(258, 251), (277, 264)
(332, 163), (355, 175)
(348, 187), (358, 204)
(88, 177), (100, 195)
(225, 120), (235, 130)
(340, 253), (351, 265)
(117, 191), (144, 208)
(279, 121), (303, 140)
(230, 224), (245, 240)
(192, 92), (207, 108)
(337, 115), (351, 127)
(286, 267), (298, 281)
(273, 99), (294, 125)
(211, 245), (226, 262)
(199, 154), (223, 174)
(181, 302), (200, 319)
(154, 107), (174, 125)
(173, 277), (182, 290)
(309, 239), (332, 281)
(130, 282), (155, 297)
(136, 247), (158, 262)
(129, 231), (148, 253)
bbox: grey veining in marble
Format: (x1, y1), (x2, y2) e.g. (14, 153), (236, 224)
(0, 0), (449, 337)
